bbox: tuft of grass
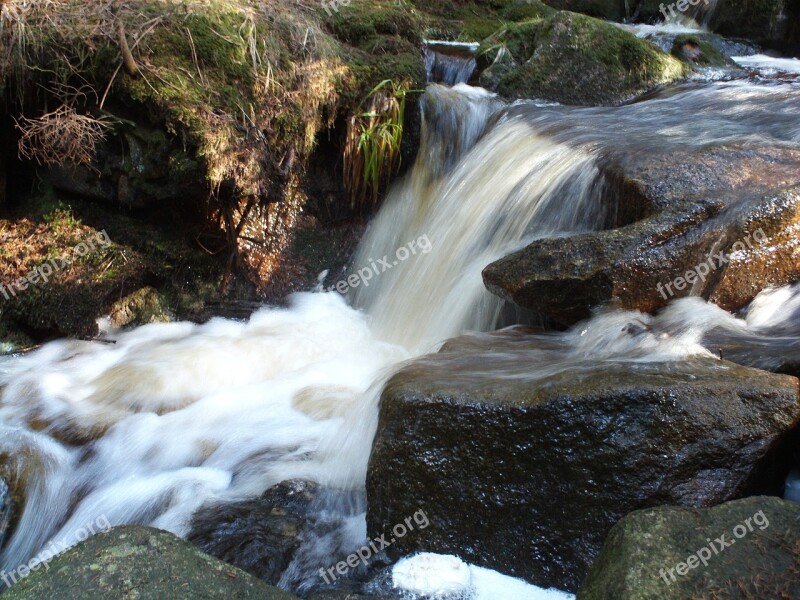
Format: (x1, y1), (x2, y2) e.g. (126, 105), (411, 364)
(343, 79), (416, 212)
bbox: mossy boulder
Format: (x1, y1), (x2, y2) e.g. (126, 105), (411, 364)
(541, 0), (626, 20)
(580, 496), (800, 600)
(108, 287), (172, 329)
(479, 11), (687, 105)
(1, 526), (298, 600)
(366, 329), (800, 592)
(545, 0), (797, 51)
(670, 34), (737, 67)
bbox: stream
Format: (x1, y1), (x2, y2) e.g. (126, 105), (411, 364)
(2, 25), (800, 598)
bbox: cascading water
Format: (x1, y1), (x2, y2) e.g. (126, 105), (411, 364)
(0, 82), (611, 593)
(424, 42), (479, 86)
(1, 74), (800, 596)
(350, 84), (607, 351)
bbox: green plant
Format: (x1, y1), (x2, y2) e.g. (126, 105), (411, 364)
(343, 79), (417, 212)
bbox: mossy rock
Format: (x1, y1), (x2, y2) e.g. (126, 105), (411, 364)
(1, 526), (299, 599)
(481, 11), (687, 105)
(325, 1), (424, 46)
(580, 496), (800, 600)
(670, 34), (736, 67)
(541, 0), (626, 20)
(109, 287), (173, 329)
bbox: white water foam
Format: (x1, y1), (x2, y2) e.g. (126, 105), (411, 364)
(392, 552), (575, 600)
(733, 54), (800, 76)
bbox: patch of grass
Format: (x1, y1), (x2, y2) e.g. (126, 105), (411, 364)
(344, 79), (417, 211)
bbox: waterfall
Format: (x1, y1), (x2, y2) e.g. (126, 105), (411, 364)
(0, 83), (611, 587)
(1, 79), (799, 593)
(351, 84), (607, 351)
(424, 42), (478, 86)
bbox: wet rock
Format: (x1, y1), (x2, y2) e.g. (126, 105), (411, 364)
(1, 525), (298, 600)
(670, 34), (737, 67)
(634, 27), (758, 59)
(108, 286), (172, 329)
(580, 496), (800, 599)
(366, 331), (800, 592)
(479, 10), (687, 106)
(188, 480), (366, 593)
(544, 0), (797, 51)
(0, 476), (11, 551)
(707, 0), (796, 50)
(484, 144), (800, 325)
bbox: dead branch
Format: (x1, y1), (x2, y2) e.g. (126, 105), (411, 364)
(117, 17), (138, 76)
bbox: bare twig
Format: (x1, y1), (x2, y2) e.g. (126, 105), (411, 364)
(117, 17), (139, 76)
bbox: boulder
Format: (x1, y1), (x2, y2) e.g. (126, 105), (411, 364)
(483, 143), (800, 325)
(541, 0), (627, 21)
(543, 0), (798, 51)
(579, 496), (800, 599)
(669, 34), (738, 67)
(188, 480), (318, 588)
(707, 0), (797, 50)
(1, 526), (298, 600)
(478, 10), (687, 105)
(366, 330), (800, 592)
(108, 287), (173, 329)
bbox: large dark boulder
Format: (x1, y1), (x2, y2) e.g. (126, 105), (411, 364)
(366, 330), (800, 592)
(483, 144), (800, 325)
(580, 496), (800, 599)
(707, 0), (797, 50)
(1, 526), (298, 600)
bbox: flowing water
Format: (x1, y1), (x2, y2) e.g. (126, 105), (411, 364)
(2, 72), (800, 594)
(424, 42), (478, 86)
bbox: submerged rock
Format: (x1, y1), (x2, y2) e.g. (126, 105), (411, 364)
(580, 496), (800, 599)
(479, 10), (687, 105)
(188, 480), (366, 593)
(1, 526), (298, 600)
(366, 330), (800, 592)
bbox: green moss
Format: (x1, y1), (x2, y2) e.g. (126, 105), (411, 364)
(488, 11), (688, 105)
(325, 1), (423, 45)
(671, 34), (735, 67)
(500, 0), (556, 22)
(540, 0), (626, 20)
